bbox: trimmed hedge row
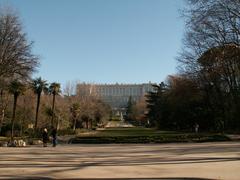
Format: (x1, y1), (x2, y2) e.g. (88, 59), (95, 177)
(69, 134), (230, 144)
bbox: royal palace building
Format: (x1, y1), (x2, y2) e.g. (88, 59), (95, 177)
(77, 82), (155, 110)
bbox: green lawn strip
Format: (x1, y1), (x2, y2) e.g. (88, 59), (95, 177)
(95, 127), (179, 137)
(70, 128), (230, 144)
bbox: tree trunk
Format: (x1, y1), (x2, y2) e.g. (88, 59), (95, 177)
(0, 109), (4, 134)
(73, 117), (76, 131)
(86, 119), (89, 129)
(11, 94), (18, 142)
(20, 117), (23, 137)
(56, 115), (60, 130)
(0, 90), (5, 133)
(34, 93), (41, 130)
(90, 119), (92, 129)
(51, 94), (55, 127)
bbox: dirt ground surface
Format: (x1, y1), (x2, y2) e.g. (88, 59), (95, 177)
(0, 142), (240, 180)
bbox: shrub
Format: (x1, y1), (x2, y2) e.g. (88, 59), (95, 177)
(24, 128), (43, 138)
(57, 128), (75, 136)
(0, 123), (21, 137)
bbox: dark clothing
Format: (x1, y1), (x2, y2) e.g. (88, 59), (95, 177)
(42, 131), (48, 143)
(42, 131), (48, 147)
(51, 128), (57, 147)
(51, 129), (57, 138)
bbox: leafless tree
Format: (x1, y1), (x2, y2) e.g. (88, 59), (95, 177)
(0, 8), (38, 133)
(178, 0), (240, 75)
(63, 80), (77, 97)
(0, 8), (39, 79)
(177, 0), (240, 130)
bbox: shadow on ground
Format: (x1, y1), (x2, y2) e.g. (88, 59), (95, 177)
(0, 177), (214, 180)
(0, 143), (239, 179)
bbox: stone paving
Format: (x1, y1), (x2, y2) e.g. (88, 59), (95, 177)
(0, 142), (240, 179)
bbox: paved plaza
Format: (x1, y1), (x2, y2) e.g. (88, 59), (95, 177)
(0, 142), (240, 179)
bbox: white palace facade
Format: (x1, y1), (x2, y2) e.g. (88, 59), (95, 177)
(77, 82), (155, 109)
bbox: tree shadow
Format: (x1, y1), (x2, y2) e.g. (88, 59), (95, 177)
(0, 176), (214, 180)
(0, 143), (239, 179)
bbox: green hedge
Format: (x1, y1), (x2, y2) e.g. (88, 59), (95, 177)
(69, 134), (230, 144)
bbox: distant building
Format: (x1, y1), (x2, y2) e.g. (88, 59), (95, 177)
(76, 82), (155, 110)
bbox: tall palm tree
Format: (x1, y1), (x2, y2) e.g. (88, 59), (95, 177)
(8, 80), (25, 142)
(49, 82), (61, 127)
(31, 77), (48, 130)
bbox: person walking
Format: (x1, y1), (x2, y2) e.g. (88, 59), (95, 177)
(42, 128), (48, 147)
(195, 123), (199, 133)
(51, 127), (57, 147)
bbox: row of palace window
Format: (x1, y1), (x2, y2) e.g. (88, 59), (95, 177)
(96, 87), (145, 96)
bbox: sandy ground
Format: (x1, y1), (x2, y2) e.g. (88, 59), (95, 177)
(0, 142), (240, 179)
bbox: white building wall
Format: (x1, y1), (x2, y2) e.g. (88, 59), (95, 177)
(77, 83), (155, 108)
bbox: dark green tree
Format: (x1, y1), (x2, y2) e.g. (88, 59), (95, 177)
(126, 96), (135, 121)
(49, 82), (61, 127)
(146, 82), (166, 129)
(8, 80), (25, 141)
(31, 77), (48, 130)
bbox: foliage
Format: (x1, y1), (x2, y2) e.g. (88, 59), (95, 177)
(176, 0), (240, 132)
(31, 77), (48, 129)
(3, 0), (240, 137)
(57, 128), (75, 136)
(146, 82), (167, 129)
(125, 96), (135, 121)
(49, 82), (61, 96)
(0, 122), (21, 136)
(70, 102), (80, 130)
(49, 82), (61, 127)
(0, 8), (38, 136)
(145, 0), (240, 132)
(8, 80), (26, 141)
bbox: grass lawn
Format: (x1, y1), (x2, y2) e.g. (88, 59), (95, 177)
(70, 127), (230, 144)
(78, 127), (177, 137)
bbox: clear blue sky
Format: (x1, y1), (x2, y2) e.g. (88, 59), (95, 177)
(1, 0), (185, 87)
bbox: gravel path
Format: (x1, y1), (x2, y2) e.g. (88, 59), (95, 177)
(0, 142), (240, 179)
